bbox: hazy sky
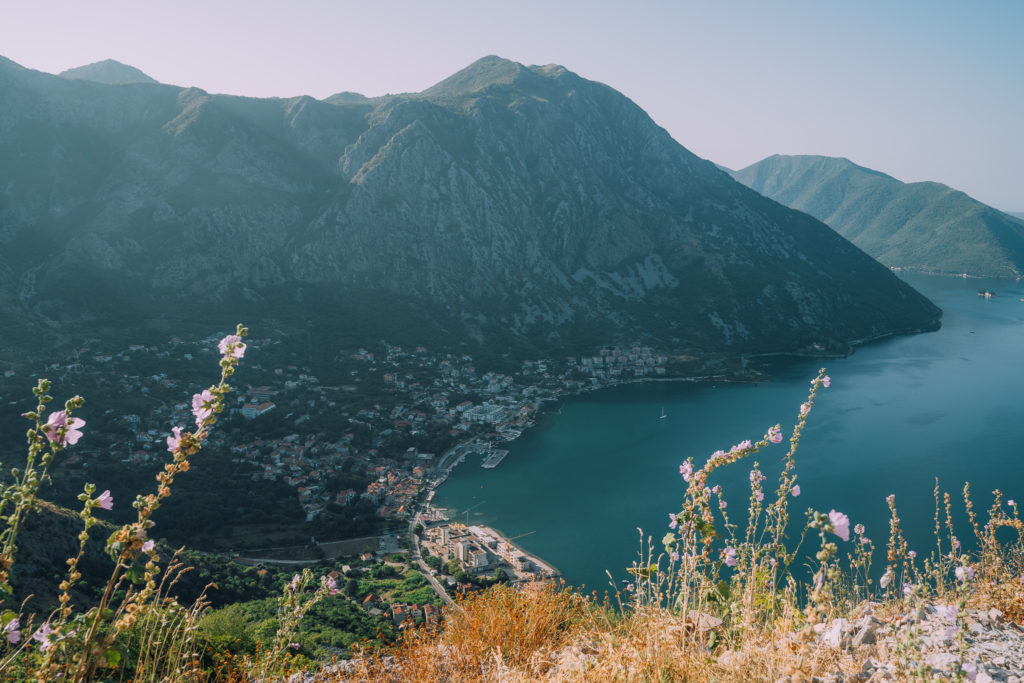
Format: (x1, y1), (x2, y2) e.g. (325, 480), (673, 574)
(3, 1), (1022, 210)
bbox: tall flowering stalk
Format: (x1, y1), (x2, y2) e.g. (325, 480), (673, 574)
(0, 325), (247, 682)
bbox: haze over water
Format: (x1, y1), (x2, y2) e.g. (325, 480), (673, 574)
(433, 273), (1024, 592)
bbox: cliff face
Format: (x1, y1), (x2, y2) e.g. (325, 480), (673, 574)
(0, 56), (940, 357)
(732, 155), (1024, 279)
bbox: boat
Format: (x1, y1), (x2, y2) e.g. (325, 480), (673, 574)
(660, 408), (667, 420)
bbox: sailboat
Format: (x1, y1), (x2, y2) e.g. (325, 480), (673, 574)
(660, 408), (667, 420)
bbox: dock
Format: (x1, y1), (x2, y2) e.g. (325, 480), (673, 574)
(481, 448), (509, 468)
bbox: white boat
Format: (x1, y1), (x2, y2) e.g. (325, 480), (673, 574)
(660, 408), (667, 419)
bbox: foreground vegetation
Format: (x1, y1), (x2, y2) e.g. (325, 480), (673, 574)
(1, 329), (1021, 681)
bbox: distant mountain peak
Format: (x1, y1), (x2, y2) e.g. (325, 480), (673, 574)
(420, 55), (538, 98)
(59, 59), (157, 85)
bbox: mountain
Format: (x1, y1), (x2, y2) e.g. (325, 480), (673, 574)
(0, 55), (940, 366)
(731, 155), (1024, 279)
(58, 58), (158, 85)
(1010, 212), (1024, 221)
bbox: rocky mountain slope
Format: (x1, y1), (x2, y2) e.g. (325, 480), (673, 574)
(732, 155), (1024, 279)
(0, 56), (940, 362)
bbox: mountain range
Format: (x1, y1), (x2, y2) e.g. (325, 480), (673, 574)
(0, 55), (940, 366)
(731, 155), (1024, 279)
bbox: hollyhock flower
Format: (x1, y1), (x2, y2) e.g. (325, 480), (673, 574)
(290, 574), (301, 591)
(755, 491), (764, 502)
(955, 566), (975, 582)
(828, 510), (850, 541)
(322, 576), (339, 594)
(96, 490), (113, 511)
(903, 583), (915, 596)
(166, 426), (184, 452)
(769, 557), (777, 567)
(191, 390), (215, 428)
(822, 375), (831, 388)
(32, 623), (53, 651)
(668, 513), (678, 529)
(749, 470), (765, 485)
(723, 547), (737, 567)
(709, 449), (726, 462)
(290, 642), (300, 650)
(43, 410), (86, 447)
(854, 523), (865, 536)
(711, 485), (721, 495)
(879, 569), (892, 588)
(800, 402), (811, 417)
(719, 500), (727, 510)
(791, 485), (801, 497)
(142, 540), (155, 553)
(1009, 499), (1016, 506)
(908, 550), (916, 560)
(767, 425), (783, 443)
(730, 440), (752, 454)
(671, 551), (680, 562)
(4, 618), (19, 644)
(218, 334), (246, 359)
(861, 537), (870, 544)
(679, 461), (692, 481)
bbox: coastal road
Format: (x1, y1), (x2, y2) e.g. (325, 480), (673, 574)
(409, 510), (456, 607)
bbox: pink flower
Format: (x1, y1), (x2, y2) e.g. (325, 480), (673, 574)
(142, 540), (155, 553)
(191, 390), (215, 428)
(854, 523), (865, 535)
(670, 551), (680, 562)
(679, 461), (692, 481)
(719, 499), (727, 510)
(767, 425), (783, 444)
(668, 513), (678, 529)
(166, 426), (184, 452)
(4, 618), (19, 644)
(709, 449), (726, 462)
(96, 490), (113, 510)
(723, 547), (737, 567)
(955, 566), (975, 582)
(32, 623), (53, 651)
(822, 375), (831, 388)
(1009, 499), (1016, 507)
(711, 485), (721, 495)
(755, 491), (764, 502)
(908, 550), (916, 560)
(828, 510), (850, 541)
(791, 485), (801, 497)
(43, 410), (86, 447)
(879, 569), (892, 588)
(749, 470), (765, 485)
(322, 576), (339, 594)
(218, 334), (246, 359)
(800, 402), (811, 417)
(290, 574), (301, 591)
(290, 642), (300, 650)
(730, 440), (752, 454)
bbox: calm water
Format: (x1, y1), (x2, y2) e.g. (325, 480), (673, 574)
(433, 274), (1024, 592)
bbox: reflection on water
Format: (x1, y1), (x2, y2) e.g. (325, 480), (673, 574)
(434, 274), (1024, 590)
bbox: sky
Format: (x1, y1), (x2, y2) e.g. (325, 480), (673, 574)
(3, 1), (1022, 211)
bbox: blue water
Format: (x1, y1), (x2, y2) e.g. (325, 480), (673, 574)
(433, 274), (1024, 592)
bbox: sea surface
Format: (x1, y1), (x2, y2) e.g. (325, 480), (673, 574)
(433, 273), (1024, 592)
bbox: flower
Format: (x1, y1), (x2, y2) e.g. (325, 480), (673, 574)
(1009, 499), (1016, 506)
(799, 402), (812, 417)
(322, 576), (339, 594)
(709, 449), (726, 462)
(749, 469), (765, 485)
(755, 491), (764, 502)
(730, 440), (752, 454)
(679, 461), (692, 481)
(191, 390), (215, 428)
(879, 569), (892, 588)
(670, 551), (680, 562)
(43, 410), (86, 447)
(166, 426), (184, 452)
(96, 490), (113, 510)
(908, 550), (917, 560)
(854, 523), (865, 535)
(32, 623), (53, 651)
(719, 500), (727, 510)
(828, 510), (850, 541)
(767, 425), (783, 443)
(711, 485), (721, 495)
(290, 642), (300, 650)
(791, 485), (801, 497)
(142, 539), (155, 553)
(723, 547), (737, 567)
(668, 513), (678, 529)
(290, 574), (301, 591)
(955, 565), (975, 582)
(903, 583), (915, 596)
(822, 375), (831, 388)
(4, 618), (19, 644)
(218, 334), (247, 359)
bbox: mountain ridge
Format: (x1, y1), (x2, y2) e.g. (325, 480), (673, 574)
(732, 155), (1024, 279)
(59, 58), (158, 84)
(0, 56), (940, 364)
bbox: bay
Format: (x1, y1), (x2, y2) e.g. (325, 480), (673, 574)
(432, 273), (1024, 593)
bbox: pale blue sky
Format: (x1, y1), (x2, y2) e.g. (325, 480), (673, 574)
(3, 1), (1022, 210)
